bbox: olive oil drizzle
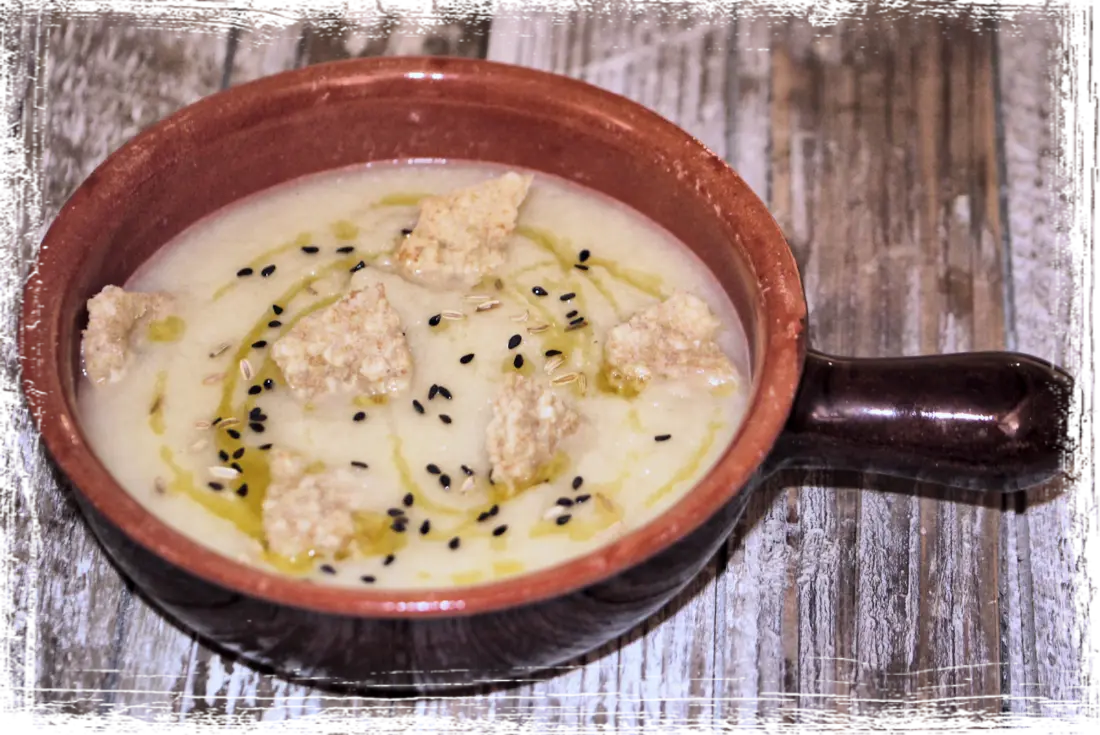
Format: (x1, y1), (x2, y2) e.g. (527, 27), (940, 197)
(148, 371), (167, 436)
(147, 315), (186, 343)
(644, 417), (725, 509)
(212, 232), (313, 301)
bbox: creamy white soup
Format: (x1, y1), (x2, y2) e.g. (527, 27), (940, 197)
(76, 162), (750, 590)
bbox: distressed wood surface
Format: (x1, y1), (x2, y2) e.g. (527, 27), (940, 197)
(1, 3), (1090, 728)
(998, 0), (1100, 730)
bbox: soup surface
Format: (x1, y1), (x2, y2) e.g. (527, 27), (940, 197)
(76, 162), (750, 590)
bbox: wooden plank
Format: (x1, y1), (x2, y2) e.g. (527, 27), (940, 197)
(21, 15), (229, 717)
(486, 6), (741, 731)
(760, 13), (1009, 719)
(0, 0), (50, 194)
(997, 11), (1091, 715)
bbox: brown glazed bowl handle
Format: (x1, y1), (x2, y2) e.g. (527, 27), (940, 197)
(770, 349), (1075, 492)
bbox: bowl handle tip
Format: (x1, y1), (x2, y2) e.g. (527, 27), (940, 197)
(770, 349), (1076, 493)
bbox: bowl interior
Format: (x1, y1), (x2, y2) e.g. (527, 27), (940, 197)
(24, 56), (806, 616)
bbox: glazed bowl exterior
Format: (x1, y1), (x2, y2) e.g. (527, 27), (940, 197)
(19, 56), (1072, 693)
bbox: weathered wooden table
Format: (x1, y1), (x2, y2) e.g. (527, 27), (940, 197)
(2, 4), (1092, 729)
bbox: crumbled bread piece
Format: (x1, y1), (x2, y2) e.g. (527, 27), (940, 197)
(395, 172), (533, 290)
(82, 285), (173, 385)
(486, 373), (579, 486)
(603, 291), (737, 391)
(271, 283), (413, 402)
(262, 450), (364, 559)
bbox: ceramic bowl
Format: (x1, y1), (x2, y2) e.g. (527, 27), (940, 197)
(19, 56), (1074, 694)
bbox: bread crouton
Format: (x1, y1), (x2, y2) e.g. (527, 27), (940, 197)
(395, 172), (533, 290)
(270, 283), (413, 402)
(486, 372), (579, 486)
(603, 292), (737, 392)
(261, 450), (365, 559)
(82, 285), (173, 385)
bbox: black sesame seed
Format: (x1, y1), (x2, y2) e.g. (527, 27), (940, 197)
(259, 443), (273, 450)
(252, 340), (267, 349)
(532, 286), (548, 296)
(351, 461), (368, 469)
(556, 497), (575, 507)
(208, 482), (224, 491)
(236, 267), (253, 277)
(212, 416), (223, 426)
(412, 399), (425, 414)
(268, 320), (282, 328)
(383, 554), (396, 566)
(560, 292), (576, 302)
(401, 228), (413, 236)
(391, 521), (407, 533)
(218, 450), (229, 462)
(227, 429), (241, 440)
(387, 508), (405, 518)
(236, 484), (249, 498)
(263, 378), (275, 390)
(461, 464), (474, 476)
(489, 504), (500, 517)
(492, 525), (508, 537)
(301, 246), (320, 254)
(556, 514), (572, 526)
(353, 411), (367, 422)
(572, 476), (584, 490)
(439, 474), (451, 489)
(232, 447), (245, 460)
(231, 462), (243, 473)
(574, 264), (590, 271)
(513, 354), (524, 369)
(438, 386), (452, 400)
(272, 304), (284, 315)
(248, 385), (262, 395)
(419, 520), (431, 535)
(261, 265), (276, 277)
(249, 407), (263, 421)
(655, 434), (672, 442)
(565, 320), (588, 332)
(250, 422), (265, 433)
(428, 314), (442, 327)
(460, 353), (475, 364)
(440, 414), (452, 424)
(566, 310), (578, 319)
(360, 575), (377, 584)
(428, 384), (439, 400)
(403, 492), (414, 507)
(448, 537), (461, 550)
(546, 349), (562, 357)
(579, 249), (591, 262)
(349, 260), (366, 273)
(569, 316), (585, 326)
(477, 511), (491, 523)
(320, 564), (336, 575)
(508, 334), (522, 350)
(336, 245), (355, 254)
(426, 464), (441, 475)
(576, 493), (591, 503)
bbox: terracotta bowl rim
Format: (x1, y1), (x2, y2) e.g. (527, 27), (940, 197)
(19, 55), (807, 619)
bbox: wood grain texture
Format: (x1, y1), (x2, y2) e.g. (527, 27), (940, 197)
(0, 4), (232, 730)
(998, 0), (1100, 726)
(759, 12), (1024, 717)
